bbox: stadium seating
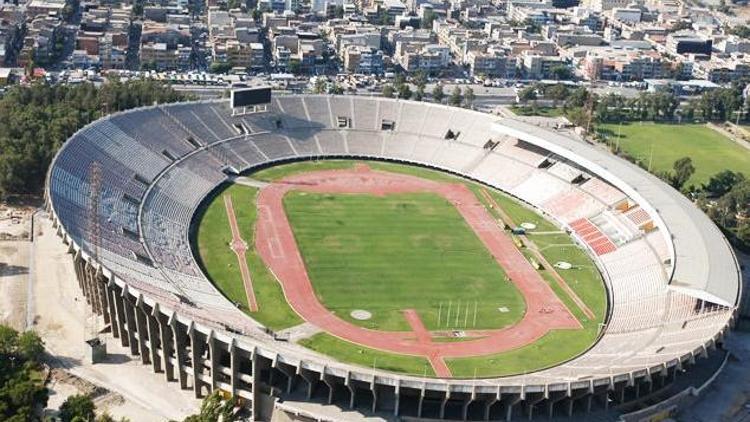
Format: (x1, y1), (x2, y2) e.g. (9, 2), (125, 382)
(46, 95), (736, 395)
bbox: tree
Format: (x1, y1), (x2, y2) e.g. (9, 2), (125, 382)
(397, 83), (412, 99)
(431, 84), (444, 103)
(288, 59), (301, 74)
(182, 391), (237, 422)
(59, 395), (96, 422)
(313, 78), (327, 94)
(463, 87), (475, 108)
(517, 86), (537, 104)
(422, 9), (436, 29)
(382, 84), (395, 98)
(550, 65), (572, 81)
(0, 325), (18, 355)
(413, 70), (427, 90)
(671, 157), (695, 190)
(738, 222), (750, 245)
(209, 61), (233, 74)
(17, 331), (44, 362)
(449, 86), (462, 106)
(334, 5), (344, 18)
(414, 85), (425, 101)
(704, 170), (745, 197)
(0, 81), (189, 198)
(546, 84), (569, 107)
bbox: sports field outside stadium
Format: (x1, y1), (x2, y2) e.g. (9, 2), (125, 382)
(193, 160), (607, 378)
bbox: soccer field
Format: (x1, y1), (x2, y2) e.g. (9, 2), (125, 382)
(598, 122), (750, 186)
(283, 191), (527, 332)
(194, 160), (607, 377)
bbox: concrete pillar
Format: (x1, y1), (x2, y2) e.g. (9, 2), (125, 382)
(345, 372), (355, 409)
(170, 315), (188, 390)
(73, 253), (85, 291)
(322, 373), (336, 404)
(122, 291), (138, 355)
(273, 359), (295, 394)
(134, 297), (150, 364)
(546, 391), (566, 419)
(370, 379), (378, 413)
(145, 309), (161, 373)
(417, 386), (426, 418)
(96, 272), (110, 325)
(485, 387), (501, 421)
(439, 391), (449, 419)
(111, 285), (127, 345)
(297, 367), (317, 400)
(393, 383), (401, 417)
(189, 324), (203, 398)
(229, 340), (239, 396)
(505, 395), (522, 422)
(105, 281), (119, 338)
(208, 331), (220, 392)
(155, 309), (173, 381)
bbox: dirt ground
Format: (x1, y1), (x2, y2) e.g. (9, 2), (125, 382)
(0, 240), (29, 331)
(24, 213), (201, 421)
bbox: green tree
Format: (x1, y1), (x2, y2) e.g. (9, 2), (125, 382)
(382, 84), (395, 98)
(671, 157), (696, 190)
(414, 85), (425, 101)
(334, 5), (344, 18)
(397, 83), (412, 99)
(550, 65), (572, 80)
(209, 61), (233, 74)
(288, 59), (302, 74)
(517, 85), (537, 104)
(313, 78), (327, 94)
(431, 84), (444, 102)
(463, 87), (475, 108)
(704, 170), (745, 197)
(60, 395), (96, 422)
(422, 9), (436, 29)
(449, 86), (462, 106)
(182, 391), (237, 422)
(17, 331), (44, 362)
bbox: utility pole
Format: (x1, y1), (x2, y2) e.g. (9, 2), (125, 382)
(86, 162), (107, 363)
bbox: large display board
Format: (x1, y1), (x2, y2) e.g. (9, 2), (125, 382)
(231, 86), (272, 108)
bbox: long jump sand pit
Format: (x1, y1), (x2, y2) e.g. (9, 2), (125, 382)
(255, 165), (580, 377)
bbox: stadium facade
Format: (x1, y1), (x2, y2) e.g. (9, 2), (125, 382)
(45, 95), (741, 421)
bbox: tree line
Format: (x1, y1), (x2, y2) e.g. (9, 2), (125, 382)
(380, 72), (476, 108)
(0, 80), (191, 199)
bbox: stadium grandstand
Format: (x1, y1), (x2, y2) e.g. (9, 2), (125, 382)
(45, 94), (741, 421)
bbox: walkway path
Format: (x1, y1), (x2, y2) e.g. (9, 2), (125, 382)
(255, 166), (581, 376)
(223, 194), (258, 312)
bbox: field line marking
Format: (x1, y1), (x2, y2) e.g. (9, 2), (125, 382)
(223, 194), (259, 312)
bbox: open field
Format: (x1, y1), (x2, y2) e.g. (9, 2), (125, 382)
(194, 184), (302, 331)
(598, 122), (750, 186)
(283, 191), (526, 332)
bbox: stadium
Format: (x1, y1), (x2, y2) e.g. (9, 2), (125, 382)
(45, 93), (741, 421)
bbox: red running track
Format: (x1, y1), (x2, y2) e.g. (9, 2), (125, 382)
(254, 165), (581, 375)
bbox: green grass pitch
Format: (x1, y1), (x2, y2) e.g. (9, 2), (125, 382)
(195, 160), (607, 377)
(283, 191), (527, 332)
(598, 122), (750, 186)
(194, 184), (302, 331)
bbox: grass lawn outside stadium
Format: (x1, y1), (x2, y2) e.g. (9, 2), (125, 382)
(597, 122), (750, 186)
(193, 160), (608, 378)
